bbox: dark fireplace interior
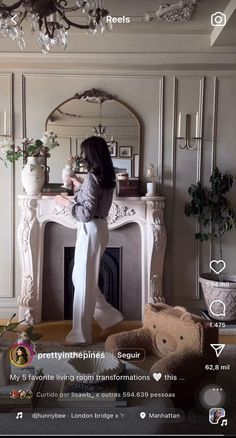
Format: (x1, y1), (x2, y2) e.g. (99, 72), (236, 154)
(64, 247), (121, 319)
(42, 222), (141, 321)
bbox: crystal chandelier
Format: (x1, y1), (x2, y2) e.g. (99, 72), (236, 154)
(0, 0), (112, 53)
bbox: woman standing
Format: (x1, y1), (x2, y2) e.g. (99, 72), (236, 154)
(55, 136), (124, 345)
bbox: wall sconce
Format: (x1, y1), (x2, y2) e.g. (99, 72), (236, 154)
(176, 112), (202, 150)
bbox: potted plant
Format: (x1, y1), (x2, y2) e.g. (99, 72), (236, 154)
(185, 167), (236, 321)
(0, 131), (59, 194)
(0, 314), (41, 385)
(145, 163), (157, 196)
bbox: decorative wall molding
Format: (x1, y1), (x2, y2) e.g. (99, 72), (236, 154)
(170, 76), (205, 302)
(0, 73), (14, 299)
(17, 195), (166, 324)
(212, 77), (219, 173)
(1, 53), (236, 70)
(156, 0), (199, 22)
(78, 88), (113, 103)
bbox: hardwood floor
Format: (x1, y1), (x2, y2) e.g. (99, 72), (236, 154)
(26, 320), (142, 343)
(0, 319), (235, 344)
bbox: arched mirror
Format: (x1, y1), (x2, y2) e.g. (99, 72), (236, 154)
(44, 88), (141, 187)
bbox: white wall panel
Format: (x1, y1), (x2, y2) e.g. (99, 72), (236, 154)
(0, 73), (14, 298)
(213, 77), (236, 274)
(168, 76), (205, 303)
(2, 69), (236, 317)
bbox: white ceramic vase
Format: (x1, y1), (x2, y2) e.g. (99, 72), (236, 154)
(37, 156), (50, 185)
(0, 347), (10, 385)
(21, 157), (45, 195)
(146, 182), (157, 196)
(62, 164), (74, 189)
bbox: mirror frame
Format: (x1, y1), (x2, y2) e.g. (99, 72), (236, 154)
(44, 88), (141, 190)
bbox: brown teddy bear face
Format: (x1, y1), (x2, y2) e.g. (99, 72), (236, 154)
(154, 329), (178, 356)
(144, 303), (203, 357)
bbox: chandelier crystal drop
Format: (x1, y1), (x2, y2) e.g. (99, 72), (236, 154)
(0, 0), (111, 53)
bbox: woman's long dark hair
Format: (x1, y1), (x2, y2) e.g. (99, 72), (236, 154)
(80, 136), (116, 189)
(16, 346), (28, 363)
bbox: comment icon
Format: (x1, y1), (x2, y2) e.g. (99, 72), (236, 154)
(209, 300), (226, 318)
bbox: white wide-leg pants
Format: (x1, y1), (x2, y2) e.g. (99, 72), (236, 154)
(65, 219), (124, 344)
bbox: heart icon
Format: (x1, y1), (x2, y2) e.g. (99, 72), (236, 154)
(153, 372), (162, 382)
(209, 260), (226, 275)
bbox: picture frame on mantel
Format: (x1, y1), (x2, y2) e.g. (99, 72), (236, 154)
(112, 158), (132, 177)
(119, 146), (132, 158)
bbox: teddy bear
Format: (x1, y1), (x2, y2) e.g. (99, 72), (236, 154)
(105, 302), (219, 407)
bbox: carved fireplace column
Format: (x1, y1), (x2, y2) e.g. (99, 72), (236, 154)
(17, 196), (43, 324)
(142, 196), (167, 305)
(108, 196), (167, 314)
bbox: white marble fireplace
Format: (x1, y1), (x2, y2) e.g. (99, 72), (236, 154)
(17, 195), (166, 324)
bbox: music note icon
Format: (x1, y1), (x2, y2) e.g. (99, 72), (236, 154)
(16, 412), (23, 420)
(221, 419), (228, 426)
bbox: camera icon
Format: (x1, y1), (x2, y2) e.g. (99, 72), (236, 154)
(211, 12), (226, 27)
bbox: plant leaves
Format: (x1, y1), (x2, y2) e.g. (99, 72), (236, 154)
(185, 167), (236, 255)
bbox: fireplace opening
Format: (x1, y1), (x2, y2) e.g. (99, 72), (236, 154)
(42, 222), (141, 321)
(64, 247), (122, 320)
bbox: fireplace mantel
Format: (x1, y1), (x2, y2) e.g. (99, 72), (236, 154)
(17, 195), (166, 324)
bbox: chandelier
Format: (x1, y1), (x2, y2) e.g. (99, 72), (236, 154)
(0, 0), (111, 53)
(93, 101), (106, 136)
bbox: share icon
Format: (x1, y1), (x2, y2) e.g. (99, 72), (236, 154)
(210, 344), (225, 358)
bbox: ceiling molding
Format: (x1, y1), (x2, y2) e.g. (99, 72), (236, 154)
(146, 0), (199, 23)
(0, 52), (236, 70)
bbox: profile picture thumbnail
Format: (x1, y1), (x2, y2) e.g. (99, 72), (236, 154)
(10, 389), (33, 400)
(9, 343), (34, 368)
(209, 407), (225, 424)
